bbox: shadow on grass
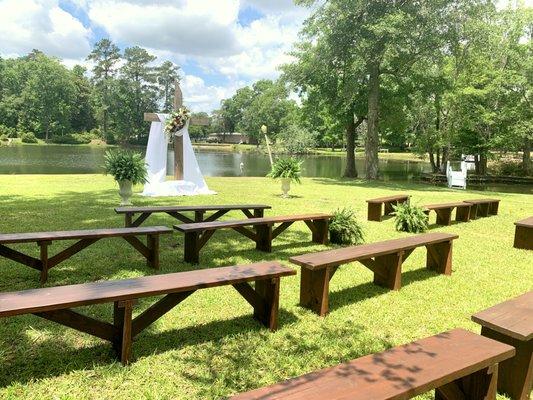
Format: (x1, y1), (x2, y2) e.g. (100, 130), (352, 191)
(308, 178), (445, 192)
(328, 268), (446, 314)
(0, 309), (299, 388)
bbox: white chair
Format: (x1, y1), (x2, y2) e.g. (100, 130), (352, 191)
(446, 161), (467, 189)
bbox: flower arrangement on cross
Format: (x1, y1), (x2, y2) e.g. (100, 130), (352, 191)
(165, 106), (191, 140)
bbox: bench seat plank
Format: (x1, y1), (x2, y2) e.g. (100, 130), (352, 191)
(366, 194), (410, 203)
(290, 232), (458, 270)
(174, 214), (332, 232)
(115, 204), (271, 213)
(231, 329), (515, 400)
(472, 291), (532, 342)
(0, 262), (295, 318)
(513, 217), (533, 250)
(0, 226), (172, 244)
(515, 216), (533, 229)
(423, 202), (469, 210)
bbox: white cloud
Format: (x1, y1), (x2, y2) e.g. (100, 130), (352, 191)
(0, 0), (91, 59)
(181, 74), (244, 112)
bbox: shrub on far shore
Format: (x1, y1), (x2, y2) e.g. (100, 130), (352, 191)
(0, 134), (8, 142)
(20, 132), (38, 143)
(0, 125), (16, 138)
(50, 133), (93, 145)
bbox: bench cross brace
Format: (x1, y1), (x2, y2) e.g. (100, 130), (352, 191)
(233, 279), (280, 331)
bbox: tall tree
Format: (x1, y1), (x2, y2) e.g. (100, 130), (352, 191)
(157, 61), (180, 112)
(87, 39), (121, 138)
(70, 65), (95, 133)
(295, 0), (473, 179)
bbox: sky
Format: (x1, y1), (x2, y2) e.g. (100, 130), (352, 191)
(0, 0), (312, 112)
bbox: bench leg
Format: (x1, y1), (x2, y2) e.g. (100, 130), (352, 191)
(183, 232), (200, 264)
(113, 300), (134, 366)
(489, 202), (499, 215)
(426, 241), (453, 275)
(253, 209), (264, 218)
(435, 208), (452, 225)
(456, 206), (471, 222)
(125, 213), (133, 227)
(147, 234), (159, 269)
(194, 211), (205, 222)
(469, 204), (479, 219)
(514, 226), (533, 250)
(39, 241), (50, 284)
(300, 267), (335, 316)
(311, 219), (329, 245)
(436, 364), (499, 400)
(255, 225), (272, 252)
(478, 203), (490, 217)
(367, 203), (382, 221)
(480, 327), (532, 400)
(254, 278), (280, 331)
(373, 252), (403, 290)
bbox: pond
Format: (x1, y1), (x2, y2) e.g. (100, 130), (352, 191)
(0, 144), (530, 194)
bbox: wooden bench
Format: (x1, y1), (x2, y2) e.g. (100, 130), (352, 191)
(366, 194), (410, 221)
(290, 232), (458, 316)
(115, 204), (271, 227)
(231, 328), (515, 400)
(174, 213), (332, 264)
(0, 261), (296, 365)
(0, 226), (172, 283)
(514, 216), (533, 250)
(472, 291), (532, 400)
(464, 198), (500, 219)
(423, 202), (471, 225)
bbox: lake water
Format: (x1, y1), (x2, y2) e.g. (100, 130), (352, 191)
(0, 144), (530, 194)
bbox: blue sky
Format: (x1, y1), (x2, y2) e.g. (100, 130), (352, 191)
(0, 0), (310, 111)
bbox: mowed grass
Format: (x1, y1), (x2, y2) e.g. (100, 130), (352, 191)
(0, 175), (531, 400)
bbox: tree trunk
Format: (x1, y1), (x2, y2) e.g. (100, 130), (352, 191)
(479, 153), (487, 175)
(343, 113), (357, 178)
(523, 137), (531, 176)
(429, 152), (438, 173)
(440, 146), (449, 174)
(365, 62), (380, 179)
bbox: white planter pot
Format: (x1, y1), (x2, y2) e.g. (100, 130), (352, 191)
(281, 178), (291, 198)
(118, 180), (133, 206)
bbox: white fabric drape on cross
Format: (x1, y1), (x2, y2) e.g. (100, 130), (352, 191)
(142, 113), (215, 196)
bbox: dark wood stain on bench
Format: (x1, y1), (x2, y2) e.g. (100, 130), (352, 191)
(290, 232), (458, 316)
(366, 194), (410, 221)
(0, 226), (172, 283)
(514, 216), (533, 250)
(115, 204), (271, 227)
(464, 199), (500, 219)
(231, 328), (515, 400)
(0, 262), (296, 365)
(423, 202), (472, 225)
(174, 214), (332, 264)
(472, 291), (532, 400)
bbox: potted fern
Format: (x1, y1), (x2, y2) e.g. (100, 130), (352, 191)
(104, 149), (148, 205)
(267, 157), (302, 197)
(329, 208), (365, 245)
(392, 202), (429, 233)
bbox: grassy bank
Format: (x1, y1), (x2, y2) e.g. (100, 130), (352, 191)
(0, 175), (531, 399)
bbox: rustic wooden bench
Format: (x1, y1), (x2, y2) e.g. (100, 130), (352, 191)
(366, 194), (410, 221)
(174, 213), (332, 264)
(472, 291), (532, 400)
(290, 232), (458, 316)
(464, 198), (500, 219)
(231, 328), (515, 400)
(0, 261), (296, 365)
(0, 226), (172, 283)
(423, 202), (471, 225)
(115, 204), (271, 227)
(514, 216), (533, 250)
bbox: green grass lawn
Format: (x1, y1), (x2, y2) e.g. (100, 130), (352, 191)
(0, 175), (531, 399)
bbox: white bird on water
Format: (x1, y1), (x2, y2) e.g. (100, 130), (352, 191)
(239, 162), (244, 174)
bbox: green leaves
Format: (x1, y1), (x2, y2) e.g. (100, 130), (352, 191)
(103, 149), (148, 185)
(392, 202), (429, 234)
(329, 207), (365, 245)
(267, 158), (302, 183)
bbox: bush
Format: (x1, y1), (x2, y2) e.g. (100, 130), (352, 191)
(50, 133), (92, 145)
(0, 134), (8, 142)
(104, 149), (147, 184)
(329, 208), (365, 245)
(20, 132), (38, 143)
(267, 157), (302, 183)
(392, 202), (428, 233)
(493, 160), (529, 177)
(278, 125), (317, 155)
(0, 125), (16, 138)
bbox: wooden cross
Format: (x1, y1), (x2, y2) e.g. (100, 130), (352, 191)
(144, 81), (209, 180)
